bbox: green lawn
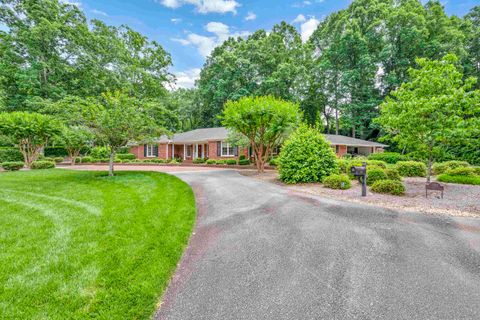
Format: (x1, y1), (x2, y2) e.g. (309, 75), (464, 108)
(0, 169), (196, 319)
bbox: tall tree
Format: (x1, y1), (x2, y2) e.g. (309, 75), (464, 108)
(377, 54), (480, 182)
(463, 6), (480, 88)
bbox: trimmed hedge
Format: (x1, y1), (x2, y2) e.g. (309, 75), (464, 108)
(336, 159), (348, 174)
(432, 161), (470, 175)
(385, 168), (402, 181)
(90, 147), (110, 159)
(437, 174), (480, 186)
(116, 153), (136, 161)
(193, 158), (207, 164)
(1, 161), (24, 171)
(238, 159), (251, 165)
(0, 148), (23, 163)
(226, 159), (237, 165)
(206, 159), (216, 165)
(269, 157), (279, 166)
(368, 152), (408, 164)
(279, 125), (338, 184)
(366, 169), (388, 186)
(371, 180), (406, 196)
(395, 161), (427, 177)
(323, 174), (351, 190)
(365, 160), (387, 169)
(31, 161), (55, 170)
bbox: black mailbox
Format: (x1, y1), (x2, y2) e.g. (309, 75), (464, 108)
(350, 166), (366, 176)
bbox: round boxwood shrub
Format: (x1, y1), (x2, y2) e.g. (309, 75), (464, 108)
(53, 157), (64, 163)
(385, 168), (402, 181)
(432, 160), (470, 175)
(371, 180), (406, 196)
(366, 160), (387, 169)
(31, 161), (55, 170)
(473, 167), (480, 176)
(216, 160), (227, 165)
(238, 159), (250, 165)
(445, 167), (476, 176)
(323, 174), (351, 190)
(0, 148), (24, 163)
(279, 125), (338, 184)
(1, 161), (24, 171)
(336, 159), (348, 174)
(226, 159), (237, 165)
(206, 159), (216, 165)
(90, 146), (110, 159)
(368, 152), (407, 164)
(81, 156), (93, 163)
(193, 158), (207, 164)
(366, 169), (388, 186)
(269, 157), (279, 167)
(395, 161), (427, 177)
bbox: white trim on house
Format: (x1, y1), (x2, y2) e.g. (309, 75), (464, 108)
(146, 144), (156, 158)
(220, 141), (235, 157)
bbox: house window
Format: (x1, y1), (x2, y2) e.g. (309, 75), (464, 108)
(221, 142), (235, 156)
(146, 144), (155, 157)
(335, 145), (340, 154)
(186, 145), (192, 157)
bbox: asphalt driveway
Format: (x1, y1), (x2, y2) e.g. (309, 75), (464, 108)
(156, 170), (480, 320)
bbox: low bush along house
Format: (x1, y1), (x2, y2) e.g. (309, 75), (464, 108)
(129, 127), (388, 162)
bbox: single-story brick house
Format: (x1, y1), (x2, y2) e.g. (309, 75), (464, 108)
(130, 127), (387, 161)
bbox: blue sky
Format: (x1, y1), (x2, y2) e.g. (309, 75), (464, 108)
(70, 0), (479, 88)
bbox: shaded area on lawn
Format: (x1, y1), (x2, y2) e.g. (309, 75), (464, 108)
(0, 169), (196, 319)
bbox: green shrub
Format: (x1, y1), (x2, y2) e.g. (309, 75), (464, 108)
(269, 157), (279, 166)
(193, 158), (207, 164)
(151, 159), (166, 164)
(342, 153), (352, 160)
(226, 159), (237, 165)
(279, 125), (338, 184)
(371, 180), (406, 196)
(206, 159), (216, 165)
(216, 160), (227, 165)
(445, 167), (476, 176)
(473, 167), (480, 176)
(432, 161), (470, 175)
(1, 161), (24, 171)
(323, 174), (351, 190)
(81, 156), (93, 163)
(368, 152), (407, 164)
(44, 146), (68, 157)
(90, 147), (110, 159)
(366, 169), (388, 186)
(385, 168), (402, 181)
(395, 161), (427, 177)
(31, 161), (55, 170)
(53, 157), (64, 163)
(336, 159), (349, 174)
(239, 155), (246, 161)
(116, 153), (136, 160)
(0, 147), (23, 163)
(238, 159), (250, 165)
(365, 160), (387, 169)
(169, 159), (180, 165)
(437, 174), (480, 186)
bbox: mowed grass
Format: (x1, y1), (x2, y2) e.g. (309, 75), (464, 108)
(0, 169), (196, 319)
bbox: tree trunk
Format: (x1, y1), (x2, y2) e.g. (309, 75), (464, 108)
(108, 151), (115, 176)
(335, 108), (339, 135)
(427, 154), (433, 184)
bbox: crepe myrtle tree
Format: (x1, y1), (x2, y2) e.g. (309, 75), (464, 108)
(222, 96), (301, 173)
(377, 54), (480, 183)
(57, 126), (94, 165)
(92, 91), (162, 176)
(0, 112), (61, 167)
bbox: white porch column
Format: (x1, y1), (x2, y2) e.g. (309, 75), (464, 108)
(195, 144), (198, 159)
(202, 144), (205, 159)
(165, 144), (168, 160)
(172, 143), (174, 159)
(183, 144), (186, 161)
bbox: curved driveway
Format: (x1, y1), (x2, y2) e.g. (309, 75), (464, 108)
(156, 170), (480, 319)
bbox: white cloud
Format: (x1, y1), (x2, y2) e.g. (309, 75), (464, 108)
(292, 14), (306, 24)
(91, 9), (108, 16)
(60, 0), (82, 7)
(171, 18), (182, 24)
(173, 22), (250, 57)
(245, 11), (256, 21)
(157, 0), (240, 14)
(300, 17), (319, 42)
(172, 68), (201, 89)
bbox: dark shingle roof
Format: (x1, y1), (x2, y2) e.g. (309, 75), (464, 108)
(154, 127), (387, 147)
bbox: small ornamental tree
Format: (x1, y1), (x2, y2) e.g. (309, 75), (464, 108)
(58, 126), (94, 165)
(278, 125), (338, 184)
(377, 54), (480, 183)
(91, 91), (162, 176)
(222, 96), (301, 173)
(0, 112), (61, 167)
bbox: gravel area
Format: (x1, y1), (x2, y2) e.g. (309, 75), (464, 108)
(240, 170), (480, 217)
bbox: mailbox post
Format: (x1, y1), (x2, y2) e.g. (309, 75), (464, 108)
(350, 162), (367, 197)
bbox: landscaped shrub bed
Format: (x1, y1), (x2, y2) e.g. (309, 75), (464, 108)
(269, 157), (279, 166)
(368, 152), (407, 164)
(30, 161), (55, 169)
(385, 168), (402, 181)
(437, 174), (480, 186)
(193, 158), (207, 164)
(0, 147), (23, 163)
(323, 174), (351, 190)
(336, 159), (348, 174)
(116, 153), (136, 160)
(432, 161), (470, 175)
(366, 169), (388, 186)
(1, 161), (24, 171)
(395, 161), (427, 177)
(206, 159), (216, 165)
(226, 159), (237, 165)
(371, 180), (406, 196)
(238, 159), (250, 165)
(445, 167), (477, 176)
